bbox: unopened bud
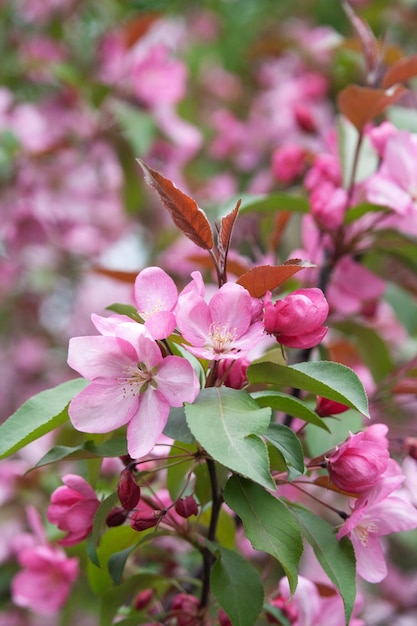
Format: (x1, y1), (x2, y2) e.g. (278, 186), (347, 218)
(134, 588), (153, 611)
(118, 468), (141, 510)
(315, 396), (349, 417)
(219, 609), (233, 626)
(175, 495), (199, 518)
(106, 506), (128, 527)
(170, 593), (199, 626)
(130, 509), (163, 532)
(404, 437), (417, 461)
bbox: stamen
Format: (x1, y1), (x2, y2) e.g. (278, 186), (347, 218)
(208, 322), (237, 354)
(119, 365), (154, 397)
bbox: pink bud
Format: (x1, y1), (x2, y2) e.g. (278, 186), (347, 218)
(263, 288), (328, 349)
(310, 183), (347, 231)
(134, 588), (154, 611)
(266, 596), (299, 624)
(170, 593), (200, 626)
(106, 507), (128, 527)
(327, 425), (390, 494)
(293, 104), (317, 133)
(219, 609), (233, 625)
(130, 509), (163, 532)
(118, 469), (141, 511)
(272, 144), (306, 185)
(175, 495), (199, 519)
(315, 396), (349, 417)
(216, 357), (250, 389)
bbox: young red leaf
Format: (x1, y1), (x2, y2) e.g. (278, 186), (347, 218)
(382, 54), (417, 89)
(342, 0), (379, 76)
(220, 199), (241, 252)
(337, 84), (406, 132)
(236, 260), (315, 298)
(137, 159), (214, 250)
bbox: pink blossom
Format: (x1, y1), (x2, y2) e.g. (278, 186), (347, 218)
(310, 182), (347, 230)
(272, 144), (306, 184)
(46, 474), (100, 546)
(263, 288), (328, 349)
(11, 507), (79, 615)
(327, 425), (390, 494)
(366, 121), (397, 157)
(176, 281), (264, 361)
(327, 256), (385, 316)
(304, 153), (342, 191)
(68, 318), (200, 459)
(134, 266), (178, 339)
(338, 488), (417, 583)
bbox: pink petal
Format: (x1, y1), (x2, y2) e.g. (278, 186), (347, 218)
(69, 381), (139, 433)
(352, 535), (387, 583)
(155, 356), (200, 405)
(177, 294), (212, 346)
(209, 283), (252, 337)
(126, 390), (170, 458)
(68, 335), (137, 381)
(134, 266), (178, 313)
(144, 310), (177, 340)
(61, 474), (97, 499)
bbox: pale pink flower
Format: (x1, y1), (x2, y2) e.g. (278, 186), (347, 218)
(46, 474), (100, 546)
(68, 318), (200, 459)
(337, 489), (417, 583)
(134, 266), (178, 340)
(263, 288), (328, 349)
(310, 182), (347, 230)
(176, 281), (264, 361)
(11, 507), (79, 615)
(327, 424), (390, 494)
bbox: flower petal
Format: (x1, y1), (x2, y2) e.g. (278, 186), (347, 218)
(68, 335), (137, 381)
(126, 390), (170, 459)
(155, 356), (200, 405)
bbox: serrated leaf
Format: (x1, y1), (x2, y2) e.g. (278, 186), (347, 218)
(209, 543), (264, 626)
(34, 437), (128, 469)
(185, 388), (274, 491)
(263, 423), (305, 479)
(137, 160), (214, 250)
(224, 476), (303, 593)
(251, 390), (330, 432)
(0, 378), (88, 460)
(236, 261), (315, 298)
(220, 198), (240, 252)
(288, 503), (356, 625)
(248, 361), (369, 417)
(163, 406), (195, 444)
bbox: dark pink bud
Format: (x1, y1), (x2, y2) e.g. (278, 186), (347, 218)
(170, 594), (200, 626)
(106, 506), (129, 527)
(266, 595), (299, 624)
(118, 468), (141, 510)
(327, 424), (390, 494)
(130, 509), (163, 532)
(216, 357), (250, 389)
(134, 588), (153, 611)
(294, 103), (317, 133)
(315, 396), (349, 417)
(404, 437), (417, 461)
(175, 495), (199, 519)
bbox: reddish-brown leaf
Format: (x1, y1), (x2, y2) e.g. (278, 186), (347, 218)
(337, 84), (406, 132)
(123, 13), (161, 48)
(313, 476), (359, 497)
(342, 0), (379, 75)
(93, 267), (139, 283)
(382, 54), (417, 88)
(220, 199), (241, 252)
(236, 260), (315, 298)
(137, 160), (214, 250)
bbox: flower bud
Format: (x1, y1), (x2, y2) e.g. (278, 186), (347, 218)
(118, 468), (141, 511)
(170, 593), (200, 626)
(315, 396), (349, 417)
(263, 288), (328, 349)
(404, 437), (417, 461)
(266, 596), (298, 624)
(134, 588), (153, 611)
(327, 424), (390, 494)
(130, 509), (163, 532)
(175, 495), (199, 519)
(106, 506), (129, 527)
(219, 608), (233, 625)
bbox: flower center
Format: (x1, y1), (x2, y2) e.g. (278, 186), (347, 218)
(140, 297), (164, 319)
(355, 520), (379, 547)
(119, 363), (156, 397)
(208, 322), (237, 354)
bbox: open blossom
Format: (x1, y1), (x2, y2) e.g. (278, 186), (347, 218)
(134, 266), (178, 340)
(46, 474), (100, 546)
(11, 506), (79, 615)
(263, 288), (328, 349)
(68, 317), (200, 459)
(327, 424), (390, 494)
(176, 280), (264, 361)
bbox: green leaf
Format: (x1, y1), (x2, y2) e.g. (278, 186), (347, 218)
(288, 503), (356, 625)
(224, 476), (303, 593)
(304, 409), (363, 458)
(166, 442), (197, 501)
(199, 507), (236, 550)
(163, 407), (195, 444)
(344, 202), (391, 225)
(185, 388), (274, 491)
(334, 321), (393, 382)
(264, 423), (305, 480)
(251, 390), (330, 432)
(34, 437), (128, 469)
(247, 361), (369, 417)
(110, 100), (156, 156)
(209, 542), (264, 626)
(87, 492), (119, 567)
(221, 192), (309, 216)
(106, 303), (143, 323)
(0, 378), (88, 460)
(87, 525), (139, 594)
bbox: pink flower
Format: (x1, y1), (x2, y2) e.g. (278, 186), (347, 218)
(327, 424), (390, 494)
(134, 266), (178, 340)
(338, 489), (417, 583)
(310, 182), (347, 230)
(68, 318), (200, 459)
(263, 288), (328, 349)
(315, 396), (349, 417)
(176, 281), (264, 361)
(11, 507), (79, 615)
(327, 256), (385, 316)
(46, 474), (100, 546)
(271, 144), (306, 184)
